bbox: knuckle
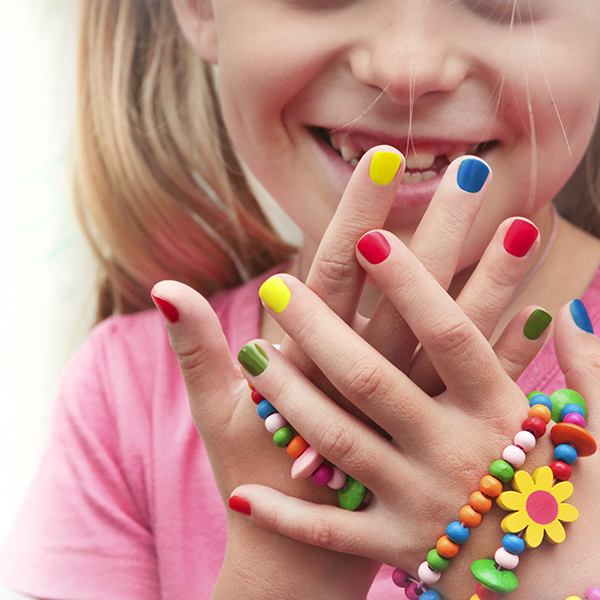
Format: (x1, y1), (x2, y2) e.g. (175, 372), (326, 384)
(427, 317), (476, 359)
(314, 418), (358, 467)
(344, 360), (392, 404)
(175, 341), (210, 379)
(307, 517), (338, 550)
(314, 250), (358, 295)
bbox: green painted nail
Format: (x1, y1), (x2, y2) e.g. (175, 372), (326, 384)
(238, 342), (269, 376)
(523, 309), (552, 340)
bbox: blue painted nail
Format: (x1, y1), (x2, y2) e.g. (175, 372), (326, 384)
(570, 299), (594, 334)
(457, 158), (490, 193)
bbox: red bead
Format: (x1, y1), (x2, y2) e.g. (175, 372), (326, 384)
(522, 416), (546, 439)
(476, 583), (499, 600)
(251, 389), (264, 404)
(550, 460), (572, 481)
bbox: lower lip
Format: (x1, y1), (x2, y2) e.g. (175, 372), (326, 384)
(314, 132), (448, 217)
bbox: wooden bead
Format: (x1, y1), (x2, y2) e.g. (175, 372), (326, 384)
(550, 460), (572, 481)
(551, 423), (597, 457)
(273, 426), (295, 448)
(480, 475), (503, 497)
(326, 466), (347, 490)
(460, 505), (482, 527)
(291, 446), (323, 479)
(250, 388), (264, 404)
(338, 476), (367, 511)
(470, 491), (492, 514)
(265, 413), (288, 433)
(426, 548), (450, 571)
(502, 445), (526, 468)
(471, 559), (518, 593)
(489, 460), (514, 483)
(391, 568), (411, 588)
(476, 583), (500, 600)
(563, 412), (586, 427)
(522, 415), (546, 438)
(257, 399), (277, 420)
(446, 521), (469, 544)
(549, 388), (587, 423)
(436, 535), (459, 558)
(417, 561), (441, 584)
(494, 547), (519, 570)
(311, 463), (333, 485)
(528, 403), (551, 423)
(585, 588), (600, 600)
(513, 430), (536, 452)
(286, 435), (308, 458)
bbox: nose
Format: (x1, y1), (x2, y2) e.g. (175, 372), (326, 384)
(349, 4), (469, 105)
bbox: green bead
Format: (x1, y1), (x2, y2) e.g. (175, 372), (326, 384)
(426, 548), (449, 572)
(489, 460), (515, 483)
(471, 559), (518, 593)
(273, 427), (295, 448)
(338, 476), (367, 511)
(549, 389), (587, 423)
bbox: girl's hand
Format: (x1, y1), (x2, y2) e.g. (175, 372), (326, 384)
(226, 226), (593, 597)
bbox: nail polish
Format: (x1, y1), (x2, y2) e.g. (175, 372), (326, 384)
(238, 342), (269, 376)
(503, 219), (539, 258)
(523, 309), (552, 340)
(229, 496), (251, 516)
(357, 231), (391, 264)
(456, 158), (490, 193)
(259, 276), (291, 313)
(369, 151), (402, 186)
(151, 293), (180, 323)
(570, 299), (594, 334)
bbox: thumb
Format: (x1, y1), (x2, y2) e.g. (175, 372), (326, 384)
(554, 300), (600, 421)
(151, 280), (244, 432)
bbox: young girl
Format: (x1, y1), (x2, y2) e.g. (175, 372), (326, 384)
(2, 0), (600, 598)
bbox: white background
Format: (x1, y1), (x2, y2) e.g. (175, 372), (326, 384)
(0, 2), (96, 597)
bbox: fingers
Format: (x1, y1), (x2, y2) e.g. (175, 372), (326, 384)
(237, 339), (403, 491)
(409, 217), (541, 393)
(151, 280), (244, 433)
(365, 156), (491, 369)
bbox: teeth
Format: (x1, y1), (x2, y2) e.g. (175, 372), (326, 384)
(340, 144), (361, 164)
(402, 170), (438, 184)
(405, 152), (436, 170)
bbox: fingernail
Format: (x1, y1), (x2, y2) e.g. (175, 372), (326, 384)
(238, 342), (269, 376)
(151, 293), (180, 323)
(357, 231), (391, 264)
(369, 151), (402, 186)
(229, 496), (251, 516)
(503, 219), (539, 257)
(456, 158), (490, 193)
(259, 276), (291, 313)
(570, 299), (594, 334)
(523, 309), (552, 340)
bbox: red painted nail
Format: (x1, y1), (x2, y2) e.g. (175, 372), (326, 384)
(357, 231), (391, 264)
(503, 219), (539, 257)
(229, 495), (251, 516)
(151, 293), (180, 323)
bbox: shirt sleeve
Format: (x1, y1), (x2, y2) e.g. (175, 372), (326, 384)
(0, 324), (161, 600)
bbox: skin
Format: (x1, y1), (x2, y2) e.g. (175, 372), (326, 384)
(158, 0), (600, 597)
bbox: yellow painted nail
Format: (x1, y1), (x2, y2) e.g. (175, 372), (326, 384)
(259, 276), (291, 313)
(369, 151), (402, 186)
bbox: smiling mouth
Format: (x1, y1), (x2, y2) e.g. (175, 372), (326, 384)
(316, 127), (498, 184)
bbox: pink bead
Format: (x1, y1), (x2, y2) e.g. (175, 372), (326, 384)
(564, 412), (586, 427)
(494, 547), (519, 570)
(405, 582), (421, 600)
(502, 444), (526, 467)
(291, 446), (324, 479)
(391, 568), (411, 588)
(513, 430), (536, 452)
(311, 463), (333, 485)
(417, 561), (441, 584)
(264, 413), (288, 433)
(586, 589), (600, 600)
(327, 466), (347, 490)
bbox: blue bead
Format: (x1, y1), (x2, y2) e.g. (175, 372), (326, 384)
(257, 399), (277, 420)
(560, 403), (585, 421)
(446, 521), (470, 544)
(502, 533), (525, 555)
(529, 393), (552, 410)
(554, 444), (578, 465)
(421, 592), (442, 600)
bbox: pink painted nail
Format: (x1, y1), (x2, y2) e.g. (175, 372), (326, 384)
(151, 293), (180, 323)
(503, 219), (538, 257)
(228, 496), (251, 516)
(357, 231), (391, 264)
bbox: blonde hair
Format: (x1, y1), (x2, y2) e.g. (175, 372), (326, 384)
(74, 0), (294, 322)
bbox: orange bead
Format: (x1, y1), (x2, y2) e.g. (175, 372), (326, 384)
(550, 422), (597, 457)
(528, 404), (551, 424)
(470, 491), (492, 514)
(248, 381), (255, 390)
(480, 475), (502, 498)
(286, 435), (309, 458)
(459, 505), (482, 527)
(436, 535), (459, 558)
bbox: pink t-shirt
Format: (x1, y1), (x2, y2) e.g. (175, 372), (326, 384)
(2, 267), (600, 599)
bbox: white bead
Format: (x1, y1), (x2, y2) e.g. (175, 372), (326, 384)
(417, 561), (442, 584)
(502, 444), (526, 467)
(494, 547), (519, 570)
(514, 430), (536, 452)
(265, 413), (288, 433)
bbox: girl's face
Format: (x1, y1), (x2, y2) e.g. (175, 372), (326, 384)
(187, 0), (600, 267)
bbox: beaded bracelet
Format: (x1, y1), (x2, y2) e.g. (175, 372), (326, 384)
(469, 390), (597, 598)
(248, 382), (371, 511)
(392, 389), (597, 600)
